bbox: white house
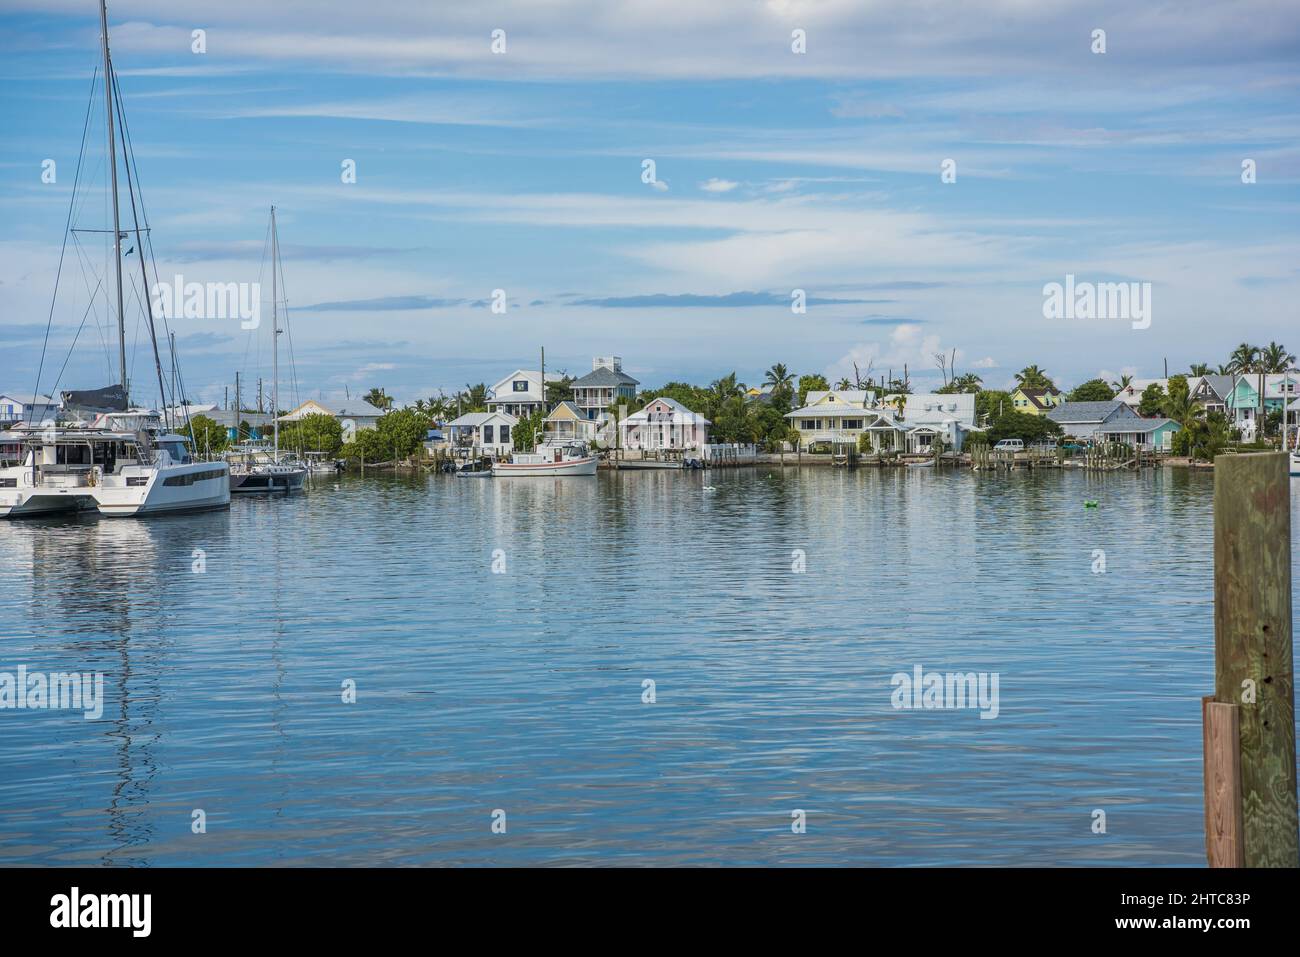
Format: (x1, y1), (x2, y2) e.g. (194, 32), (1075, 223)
(785, 391), (977, 453)
(446, 411), (518, 454)
(0, 392), (59, 426)
(784, 390), (875, 446)
(619, 397), (710, 450)
(278, 398), (385, 442)
(1113, 379), (1167, 409)
(486, 369), (564, 418)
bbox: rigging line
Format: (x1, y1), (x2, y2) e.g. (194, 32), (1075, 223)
(112, 67), (170, 426)
(48, 277), (107, 404)
(69, 231), (114, 380)
(274, 226), (301, 413)
(32, 60), (99, 410)
(242, 216), (274, 397)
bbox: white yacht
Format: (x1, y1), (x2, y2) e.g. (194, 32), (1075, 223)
(492, 441), (598, 476)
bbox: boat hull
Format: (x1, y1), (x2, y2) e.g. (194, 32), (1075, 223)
(230, 467), (307, 494)
(492, 456), (598, 477)
(93, 462), (231, 516)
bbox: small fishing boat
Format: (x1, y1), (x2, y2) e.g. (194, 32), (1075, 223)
(304, 451), (345, 474)
(906, 459), (935, 468)
(455, 456), (494, 478)
(225, 444), (306, 494)
(492, 442), (597, 477)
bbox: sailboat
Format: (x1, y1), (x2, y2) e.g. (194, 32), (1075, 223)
(0, 1), (229, 518)
(226, 207), (307, 494)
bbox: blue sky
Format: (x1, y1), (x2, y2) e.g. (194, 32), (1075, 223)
(2, 0), (1298, 408)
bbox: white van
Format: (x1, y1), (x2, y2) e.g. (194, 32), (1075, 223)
(993, 438), (1024, 452)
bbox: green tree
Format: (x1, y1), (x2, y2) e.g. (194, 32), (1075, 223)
(1188, 362), (1212, 377)
(544, 375), (574, 406)
(1228, 343), (1261, 374)
(938, 372), (982, 394)
(187, 414), (229, 456)
(280, 412), (343, 456)
(1260, 341), (1296, 373)
(363, 387), (394, 410)
(511, 409), (545, 452)
(1014, 364), (1056, 391)
(459, 383), (489, 413)
(796, 373), (829, 408)
(987, 410), (1063, 444)
(1067, 378), (1116, 402)
(1137, 382), (1166, 417)
(975, 389), (1011, 425)
(645, 381), (709, 412)
(763, 363), (796, 409)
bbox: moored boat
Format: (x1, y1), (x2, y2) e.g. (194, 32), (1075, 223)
(492, 442), (597, 476)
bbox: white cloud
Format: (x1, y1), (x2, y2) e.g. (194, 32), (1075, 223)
(699, 178), (739, 193)
(971, 356), (997, 368)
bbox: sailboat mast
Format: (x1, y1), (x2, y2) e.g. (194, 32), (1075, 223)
(271, 206), (279, 459)
(99, 0), (127, 403)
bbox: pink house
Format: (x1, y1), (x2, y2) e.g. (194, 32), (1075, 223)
(619, 397), (710, 451)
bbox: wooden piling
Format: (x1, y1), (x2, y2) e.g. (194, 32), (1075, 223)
(1209, 452), (1297, 867)
(1202, 696), (1245, 867)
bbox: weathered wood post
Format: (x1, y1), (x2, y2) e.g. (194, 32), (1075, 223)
(1207, 452), (1297, 867)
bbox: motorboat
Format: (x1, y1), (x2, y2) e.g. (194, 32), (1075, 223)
(492, 442), (597, 476)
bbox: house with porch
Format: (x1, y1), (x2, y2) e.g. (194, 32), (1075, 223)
(486, 369), (564, 418)
(542, 401), (599, 444)
(570, 357), (639, 421)
(619, 397), (710, 450)
(1113, 379), (1167, 410)
(1047, 400), (1139, 440)
(785, 391), (977, 453)
(1094, 417), (1182, 450)
(784, 390), (875, 446)
(445, 411), (518, 454)
(0, 392), (59, 427)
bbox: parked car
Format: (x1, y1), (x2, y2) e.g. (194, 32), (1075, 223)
(993, 438), (1024, 452)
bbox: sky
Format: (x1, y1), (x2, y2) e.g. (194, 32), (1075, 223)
(1, 0), (1298, 410)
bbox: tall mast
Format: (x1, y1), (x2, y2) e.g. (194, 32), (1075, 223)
(100, 0), (127, 403)
(271, 206), (280, 459)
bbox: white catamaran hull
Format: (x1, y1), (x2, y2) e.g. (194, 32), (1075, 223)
(492, 456), (598, 477)
(92, 462), (231, 516)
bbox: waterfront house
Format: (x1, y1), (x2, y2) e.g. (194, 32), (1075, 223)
(1094, 417), (1182, 450)
(446, 411), (518, 454)
(1009, 386), (1063, 416)
(542, 401), (599, 444)
(784, 390), (875, 445)
(1046, 400), (1139, 440)
(278, 398), (385, 442)
(619, 397), (710, 450)
(786, 391), (977, 453)
(570, 357), (639, 421)
(486, 369), (563, 418)
(0, 392), (58, 427)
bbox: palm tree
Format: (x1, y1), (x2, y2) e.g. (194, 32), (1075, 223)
(1188, 362), (1212, 377)
(1014, 365), (1053, 390)
(363, 387), (393, 410)
(1110, 373), (1134, 393)
(764, 363), (794, 392)
(1228, 343), (1261, 374)
(952, 372), (983, 393)
(834, 377), (853, 390)
(1260, 341), (1296, 373)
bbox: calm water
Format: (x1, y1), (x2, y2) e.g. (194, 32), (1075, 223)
(1, 466), (1296, 866)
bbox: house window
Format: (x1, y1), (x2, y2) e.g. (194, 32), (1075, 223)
(843, 419), (863, 430)
(483, 425), (494, 443)
(500, 425), (510, 443)
(512, 380), (529, 392)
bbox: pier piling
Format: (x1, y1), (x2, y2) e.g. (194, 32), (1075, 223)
(1206, 452), (1297, 867)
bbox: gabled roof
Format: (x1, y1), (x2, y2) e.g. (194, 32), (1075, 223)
(0, 392), (55, 405)
(1014, 386), (1059, 410)
(1192, 375), (1233, 401)
(805, 390), (872, 407)
(447, 411), (518, 427)
(1047, 400), (1132, 423)
(624, 396), (711, 424)
(786, 401), (874, 418)
(1096, 417), (1180, 434)
(571, 366), (639, 388)
(280, 398), (385, 420)
(545, 400), (583, 421)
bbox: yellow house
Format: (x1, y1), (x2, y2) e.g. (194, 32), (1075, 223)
(1009, 387), (1062, 416)
(542, 400), (598, 443)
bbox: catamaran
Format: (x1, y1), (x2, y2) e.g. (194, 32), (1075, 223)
(492, 441), (598, 476)
(1, 1), (229, 518)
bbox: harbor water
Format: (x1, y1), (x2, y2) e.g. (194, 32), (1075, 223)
(1, 467), (1297, 866)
